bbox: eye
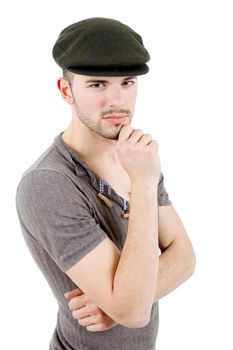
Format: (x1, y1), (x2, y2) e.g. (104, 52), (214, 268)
(88, 83), (105, 89)
(122, 80), (135, 87)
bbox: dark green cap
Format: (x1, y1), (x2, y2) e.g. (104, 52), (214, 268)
(52, 17), (150, 76)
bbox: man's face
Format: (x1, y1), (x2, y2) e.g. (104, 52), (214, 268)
(69, 74), (138, 141)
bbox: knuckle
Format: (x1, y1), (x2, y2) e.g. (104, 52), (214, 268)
(135, 128), (143, 134)
(149, 139), (158, 147)
(136, 146), (144, 152)
(143, 133), (152, 138)
(128, 143), (135, 150)
(69, 295), (82, 310)
(84, 304), (89, 312)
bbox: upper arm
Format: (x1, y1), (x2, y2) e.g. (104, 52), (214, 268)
(157, 171), (195, 262)
(158, 205), (196, 265)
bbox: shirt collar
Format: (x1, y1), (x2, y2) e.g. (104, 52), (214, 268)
(53, 131), (98, 181)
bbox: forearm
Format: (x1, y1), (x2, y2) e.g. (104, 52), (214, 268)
(112, 182), (159, 324)
(154, 240), (196, 303)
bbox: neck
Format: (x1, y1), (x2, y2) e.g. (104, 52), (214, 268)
(61, 127), (120, 165)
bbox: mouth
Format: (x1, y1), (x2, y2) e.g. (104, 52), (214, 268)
(103, 114), (128, 119)
(103, 114), (129, 124)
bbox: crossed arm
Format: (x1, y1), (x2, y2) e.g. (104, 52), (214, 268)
(154, 204), (196, 302)
(65, 204), (196, 331)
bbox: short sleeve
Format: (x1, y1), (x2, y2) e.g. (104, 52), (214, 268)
(16, 169), (108, 272)
(157, 171), (172, 206)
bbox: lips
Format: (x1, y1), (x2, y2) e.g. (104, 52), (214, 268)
(104, 114), (128, 119)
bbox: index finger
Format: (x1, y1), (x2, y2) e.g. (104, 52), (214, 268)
(118, 123), (134, 141)
(64, 287), (84, 300)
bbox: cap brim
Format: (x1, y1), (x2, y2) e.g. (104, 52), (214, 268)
(66, 64), (149, 76)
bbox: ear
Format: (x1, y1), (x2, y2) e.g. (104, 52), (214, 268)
(57, 77), (74, 105)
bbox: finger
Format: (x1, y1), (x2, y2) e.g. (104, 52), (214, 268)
(72, 303), (99, 319)
(72, 305), (95, 320)
(86, 322), (118, 332)
(69, 294), (90, 311)
(69, 296), (85, 311)
(86, 324), (103, 332)
(138, 133), (152, 146)
(64, 288), (83, 300)
(117, 124), (134, 142)
(125, 128), (144, 144)
(78, 315), (99, 327)
(148, 139), (159, 150)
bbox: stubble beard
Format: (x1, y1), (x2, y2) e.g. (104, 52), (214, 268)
(73, 99), (132, 141)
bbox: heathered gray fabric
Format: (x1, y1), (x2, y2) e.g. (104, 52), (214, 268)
(15, 131), (172, 350)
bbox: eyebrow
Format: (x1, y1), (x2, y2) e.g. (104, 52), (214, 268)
(84, 76), (137, 83)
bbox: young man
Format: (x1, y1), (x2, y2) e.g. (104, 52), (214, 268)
(15, 17), (196, 350)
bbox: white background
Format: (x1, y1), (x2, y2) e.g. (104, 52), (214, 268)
(1, 0), (232, 349)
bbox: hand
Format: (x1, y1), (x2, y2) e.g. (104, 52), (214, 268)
(116, 124), (161, 186)
(64, 288), (119, 332)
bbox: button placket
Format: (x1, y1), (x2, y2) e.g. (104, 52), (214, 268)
(97, 178), (130, 219)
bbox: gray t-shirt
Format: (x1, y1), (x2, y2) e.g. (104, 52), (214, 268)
(15, 131), (172, 350)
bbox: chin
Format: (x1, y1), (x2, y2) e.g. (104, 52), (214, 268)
(99, 131), (119, 141)
(105, 135), (119, 141)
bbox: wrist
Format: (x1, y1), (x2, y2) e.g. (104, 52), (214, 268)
(131, 182), (158, 199)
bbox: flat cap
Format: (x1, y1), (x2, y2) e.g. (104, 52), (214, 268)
(52, 17), (150, 76)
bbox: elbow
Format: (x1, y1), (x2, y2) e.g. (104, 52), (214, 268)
(190, 248), (197, 273)
(186, 249), (197, 278)
(111, 288), (154, 328)
(115, 306), (152, 328)
(119, 314), (150, 329)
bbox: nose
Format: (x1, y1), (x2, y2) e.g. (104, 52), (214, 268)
(106, 85), (125, 108)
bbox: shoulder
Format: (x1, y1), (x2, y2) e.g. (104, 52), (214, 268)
(16, 168), (73, 194)
(16, 168), (92, 215)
